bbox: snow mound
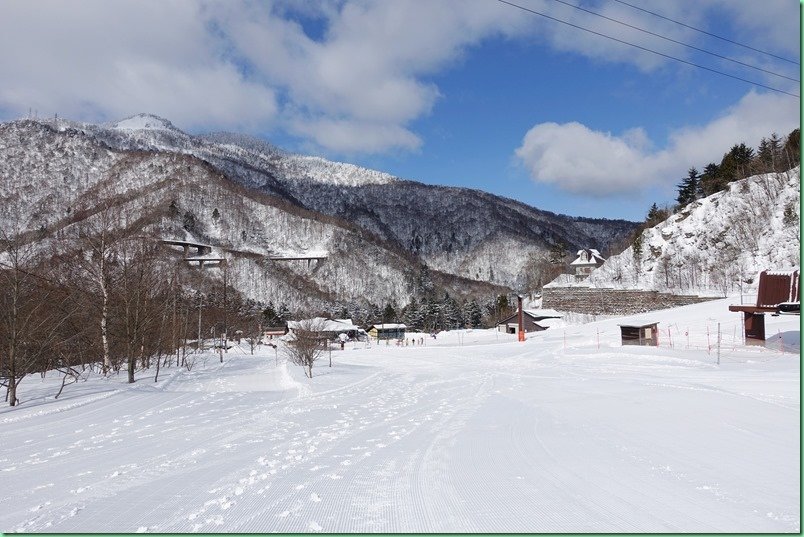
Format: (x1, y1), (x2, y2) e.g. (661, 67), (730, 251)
(111, 114), (179, 132)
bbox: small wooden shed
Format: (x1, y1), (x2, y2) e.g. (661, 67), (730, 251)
(619, 322), (659, 346)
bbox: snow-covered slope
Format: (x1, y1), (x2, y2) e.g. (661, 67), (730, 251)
(0, 299), (798, 532)
(110, 113), (180, 131)
(1, 120), (508, 312)
(589, 168), (801, 295)
(32, 113), (637, 289)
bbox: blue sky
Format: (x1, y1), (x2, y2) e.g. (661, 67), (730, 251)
(0, 0), (799, 221)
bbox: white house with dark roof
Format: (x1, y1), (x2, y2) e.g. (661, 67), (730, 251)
(570, 248), (606, 278)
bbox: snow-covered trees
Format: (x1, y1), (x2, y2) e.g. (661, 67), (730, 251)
(462, 300), (483, 328)
(683, 129), (798, 201)
(591, 168), (800, 295)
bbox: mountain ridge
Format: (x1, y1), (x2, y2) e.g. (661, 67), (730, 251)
(1, 114), (638, 310)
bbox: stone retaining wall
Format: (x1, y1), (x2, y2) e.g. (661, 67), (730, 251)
(541, 286), (717, 315)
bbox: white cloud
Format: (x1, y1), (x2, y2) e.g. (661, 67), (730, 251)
(0, 1), (278, 131)
(290, 117), (422, 155)
(516, 0), (799, 82)
(515, 90), (800, 196)
(215, 0), (530, 152)
(532, 0), (705, 71)
(663, 91), (799, 168)
(0, 0), (797, 156)
(515, 122), (659, 195)
(712, 0), (800, 57)
(0, 0), (531, 152)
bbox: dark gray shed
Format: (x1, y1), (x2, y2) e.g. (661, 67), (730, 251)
(619, 322), (659, 346)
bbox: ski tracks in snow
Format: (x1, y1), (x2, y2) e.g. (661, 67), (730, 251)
(1, 345), (798, 533)
(151, 368), (497, 532)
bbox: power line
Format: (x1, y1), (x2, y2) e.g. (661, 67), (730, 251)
(547, 0), (798, 83)
(496, 0), (799, 99)
(610, 0), (799, 66)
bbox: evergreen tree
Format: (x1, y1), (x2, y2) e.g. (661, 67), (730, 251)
(699, 162), (723, 196)
(382, 302), (397, 323)
(276, 303), (291, 323)
(631, 232), (643, 269)
(182, 211), (196, 232)
(548, 242), (566, 265)
(756, 137), (774, 173)
(783, 128), (800, 169)
(768, 132), (783, 171)
(463, 299), (483, 328)
(262, 302), (280, 326)
(402, 298), (421, 330)
(676, 167), (699, 207)
(416, 264), (435, 299)
(494, 294), (513, 323)
(719, 143), (754, 182)
(410, 300), (427, 331)
(647, 202), (659, 221)
(646, 203), (669, 226)
(440, 293), (461, 329)
(368, 303), (382, 325)
(424, 300), (441, 332)
(350, 305), (371, 327)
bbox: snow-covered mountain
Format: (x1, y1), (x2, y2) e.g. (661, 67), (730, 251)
(40, 114), (636, 285)
(110, 113), (180, 131)
(0, 114), (636, 310)
(588, 168), (801, 295)
(0, 120), (444, 312)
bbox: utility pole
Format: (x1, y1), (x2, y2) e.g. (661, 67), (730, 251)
(222, 259), (228, 359)
(517, 294), (525, 342)
(717, 322), (721, 365)
(197, 298), (203, 353)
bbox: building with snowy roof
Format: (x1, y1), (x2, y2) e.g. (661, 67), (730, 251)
(570, 248), (606, 278)
(368, 324), (407, 341)
(287, 318), (362, 340)
(497, 309), (562, 335)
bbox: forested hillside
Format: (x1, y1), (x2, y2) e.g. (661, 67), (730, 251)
(589, 167), (800, 295)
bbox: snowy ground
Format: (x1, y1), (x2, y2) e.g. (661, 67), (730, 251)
(0, 298), (799, 533)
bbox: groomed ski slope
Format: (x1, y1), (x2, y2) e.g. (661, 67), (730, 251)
(0, 298), (799, 533)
